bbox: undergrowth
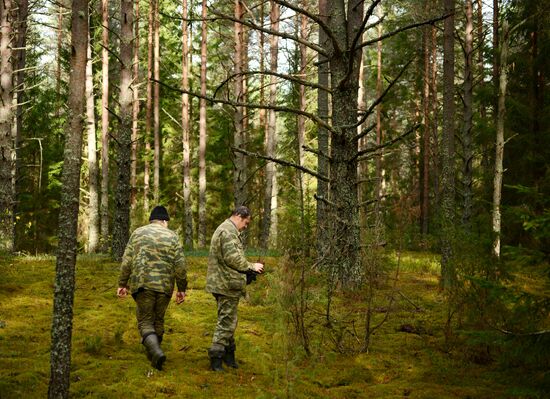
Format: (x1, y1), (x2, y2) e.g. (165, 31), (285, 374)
(0, 252), (546, 398)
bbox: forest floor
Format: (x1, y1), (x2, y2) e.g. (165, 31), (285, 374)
(0, 252), (545, 398)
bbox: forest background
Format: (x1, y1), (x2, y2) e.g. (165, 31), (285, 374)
(0, 0), (549, 397)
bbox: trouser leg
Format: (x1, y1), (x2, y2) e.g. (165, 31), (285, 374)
(209, 294), (239, 371)
(135, 289), (170, 340)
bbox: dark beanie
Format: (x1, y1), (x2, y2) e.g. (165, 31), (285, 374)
(149, 205), (170, 221)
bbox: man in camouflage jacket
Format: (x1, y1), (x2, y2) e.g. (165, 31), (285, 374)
(206, 206), (264, 371)
(117, 205), (187, 370)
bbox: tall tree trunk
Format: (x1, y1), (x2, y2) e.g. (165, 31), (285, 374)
(492, 20), (509, 259)
(233, 0), (248, 207)
(14, 0), (29, 250)
(462, 0), (474, 228)
(100, 0), (110, 251)
(55, 1), (63, 115)
(430, 25), (440, 208)
(374, 6), (384, 233)
(197, 0), (207, 248)
(48, 1), (87, 396)
(297, 2), (307, 174)
(130, 0), (140, 208)
(260, 0), (280, 250)
(144, 0), (154, 214)
(86, 29), (99, 253)
(181, 0), (193, 248)
(112, 0), (134, 260)
(316, 0), (330, 262)
(493, 0), (499, 114)
(153, 0), (160, 203)
(357, 34), (367, 234)
(420, 10), (431, 236)
(440, 0), (456, 288)
(325, 0), (364, 286)
(477, 0), (491, 205)
(0, 0), (15, 252)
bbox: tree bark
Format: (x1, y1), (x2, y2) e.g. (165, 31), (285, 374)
(14, 0), (29, 250)
(440, 0), (456, 288)
(144, 0), (154, 214)
(233, 0), (248, 208)
(130, 0), (140, 209)
(198, 0), (207, 248)
(86, 28), (99, 253)
(316, 0), (330, 262)
(153, 0), (161, 206)
(48, 0), (87, 396)
(0, 0), (15, 252)
(100, 0), (110, 251)
(181, 0), (193, 249)
(112, 0), (134, 261)
(324, 0), (364, 286)
(420, 0), (433, 236)
(492, 20), (509, 259)
(261, 0), (280, 250)
(153, 0), (160, 203)
(462, 0), (474, 228)
(374, 5), (384, 233)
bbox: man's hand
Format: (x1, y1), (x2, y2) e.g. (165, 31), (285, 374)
(175, 291), (186, 304)
(117, 287), (128, 298)
(252, 262), (264, 273)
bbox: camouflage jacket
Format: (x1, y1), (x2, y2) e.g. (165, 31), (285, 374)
(205, 219), (253, 297)
(118, 223), (187, 296)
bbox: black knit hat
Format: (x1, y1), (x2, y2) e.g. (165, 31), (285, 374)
(149, 205), (170, 221)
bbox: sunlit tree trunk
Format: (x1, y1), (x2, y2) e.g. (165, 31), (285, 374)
(86, 30), (99, 253)
(112, 0), (134, 260)
(440, 0), (456, 288)
(198, 0), (207, 248)
(181, 0), (193, 249)
(144, 0), (154, 214)
(48, 1), (87, 396)
(0, 0), (15, 252)
(492, 20), (509, 259)
(55, 1), (63, 115)
(233, 0), (247, 207)
(260, 0), (280, 250)
(130, 0), (140, 209)
(100, 0), (110, 251)
(153, 0), (160, 203)
(462, 0), (474, 228)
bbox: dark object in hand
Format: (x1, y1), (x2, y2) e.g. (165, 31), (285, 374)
(245, 270), (259, 285)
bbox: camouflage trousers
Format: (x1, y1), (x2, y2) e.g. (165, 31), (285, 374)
(210, 294), (240, 353)
(134, 289), (171, 340)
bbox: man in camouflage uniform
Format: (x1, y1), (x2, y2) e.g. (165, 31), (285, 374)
(206, 206), (264, 371)
(117, 205), (187, 371)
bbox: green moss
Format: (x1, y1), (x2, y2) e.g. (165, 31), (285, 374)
(0, 253), (545, 398)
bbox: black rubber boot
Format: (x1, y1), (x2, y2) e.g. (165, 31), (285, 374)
(146, 335), (163, 361)
(208, 348), (224, 372)
(223, 344), (238, 369)
(143, 334), (166, 370)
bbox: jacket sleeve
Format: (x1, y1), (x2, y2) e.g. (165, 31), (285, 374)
(118, 235), (134, 288)
(220, 230), (253, 272)
(173, 239), (188, 292)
